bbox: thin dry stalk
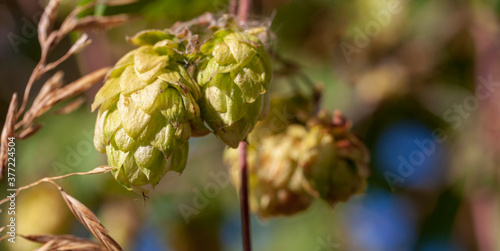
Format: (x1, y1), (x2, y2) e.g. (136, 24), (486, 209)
(52, 182), (122, 251)
(23, 234), (106, 251)
(0, 165), (112, 206)
(19, 67), (111, 131)
(55, 97), (86, 115)
(0, 94), (18, 181)
(0, 0), (130, 181)
(0, 166), (121, 249)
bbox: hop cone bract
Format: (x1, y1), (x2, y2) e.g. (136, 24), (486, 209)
(197, 29), (272, 148)
(300, 110), (370, 206)
(92, 30), (205, 192)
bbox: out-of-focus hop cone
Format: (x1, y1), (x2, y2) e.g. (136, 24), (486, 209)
(225, 125), (314, 218)
(301, 109), (370, 207)
(197, 28), (272, 148)
(225, 94), (370, 218)
(92, 29), (208, 193)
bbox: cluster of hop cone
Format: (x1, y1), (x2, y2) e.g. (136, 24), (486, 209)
(92, 17), (369, 217)
(225, 93), (370, 217)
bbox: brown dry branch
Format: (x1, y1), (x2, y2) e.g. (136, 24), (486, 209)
(17, 124), (43, 140)
(0, 166), (112, 206)
(19, 67), (111, 134)
(0, 0), (130, 180)
(53, 183), (122, 251)
(55, 97), (87, 115)
(0, 166), (121, 249)
(0, 94), (18, 181)
(74, 14), (132, 31)
(37, 0), (60, 46)
(0, 226), (5, 242)
(23, 234), (106, 251)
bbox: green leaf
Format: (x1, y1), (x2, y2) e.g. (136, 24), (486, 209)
(174, 121), (191, 142)
(221, 75), (245, 125)
(121, 154), (150, 186)
(108, 65), (129, 79)
(213, 117), (252, 148)
(94, 109), (107, 153)
(181, 92), (200, 120)
(147, 153), (168, 188)
(117, 94), (152, 138)
(106, 142), (130, 169)
(113, 128), (135, 152)
(176, 64), (201, 100)
(213, 43), (235, 65)
(167, 142), (189, 173)
(129, 30), (175, 46)
(157, 68), (181, 85)
(200, 29), (233, 54)
(157, 87), (185, 124)
(133, 145), (163, 179)
(204, 74), (228, 113)
(119, 66), (149, 95)
(133, 46), (169, 83)
(115, 49), (136, 67)
(189, 117), (211, 137)
(150, 122), (177, 157)
(103, 105), (121, 141)
(137, 111), (166, 146)
(197, 58), (240, 85)
(130, 80), (163, 114)
(224, 33), (256, 65)
(153, 40), (184, 61)
(231, 68), (264, 103)
(92, 77), (121, 111)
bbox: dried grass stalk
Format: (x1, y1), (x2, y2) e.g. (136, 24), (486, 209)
(74, 14), (132, 31)
(55, 97), (86, 115)
(0, 0), (130, 182)
(55, 184), (122, 251)
(21, 67), (111, 128)
(0, 166), (121, 250)
(23, 234), (106, 251)
(0, 94), (18, 180)
(38, 0), (61, 46)
(0, 165), (113, 206)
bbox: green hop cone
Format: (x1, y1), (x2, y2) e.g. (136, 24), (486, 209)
(225, 125), (314, 218)
(92, 29), (207, 193)
(300, 110), (370, 206)
(197, 29), (272, 148)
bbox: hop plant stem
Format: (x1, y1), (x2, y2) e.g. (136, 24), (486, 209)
(233, 0), (252, 249)
(239, 141), (252, 251)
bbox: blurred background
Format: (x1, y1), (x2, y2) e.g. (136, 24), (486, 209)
(1, 0), (500, 250)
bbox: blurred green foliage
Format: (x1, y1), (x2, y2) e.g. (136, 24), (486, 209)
(2, 0), (500, 250)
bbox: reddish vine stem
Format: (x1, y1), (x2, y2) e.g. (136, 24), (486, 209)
(230, 0), (239, 17)
(237, 0), (251, 23)
(239, 141), (252, 251)
(234, 0), (252, 250)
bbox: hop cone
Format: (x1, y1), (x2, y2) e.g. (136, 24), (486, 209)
(92, 30), (205, 192)
(248, 93), (318, 144)
(300, 110), (370, 206)
(197, 29), (272, 148)
(225, 125), (314, 218)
